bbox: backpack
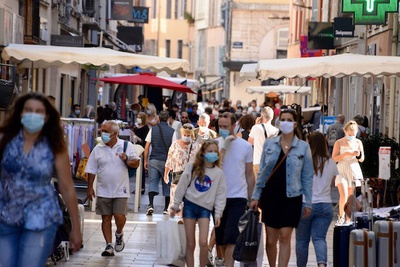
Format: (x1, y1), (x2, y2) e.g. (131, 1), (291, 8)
(123, 141), (138, 178)
(327, 128), (338, 147)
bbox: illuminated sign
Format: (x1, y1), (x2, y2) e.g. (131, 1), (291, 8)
(342, 0), (398, 25)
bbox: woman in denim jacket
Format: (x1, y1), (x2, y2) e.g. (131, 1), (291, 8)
(250, 108), (313, 267)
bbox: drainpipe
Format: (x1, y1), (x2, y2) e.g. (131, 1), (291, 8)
(224, 0), (232, 100)
(389, 13), (398, 138)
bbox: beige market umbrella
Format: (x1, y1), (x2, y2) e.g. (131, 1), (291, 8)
(2, 43), (190, 76)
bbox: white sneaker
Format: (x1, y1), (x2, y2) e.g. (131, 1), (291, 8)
(115, 232), (125, 252)
(335, 215), (345, 226)
(215, 256), (225, 266)
(207, 250), (214, 266)
(101, 244), (114, 256)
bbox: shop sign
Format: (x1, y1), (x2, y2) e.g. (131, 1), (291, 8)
(342, 0), (398, 25)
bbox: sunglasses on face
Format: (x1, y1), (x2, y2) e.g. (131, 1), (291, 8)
(181, 117), (188, 119)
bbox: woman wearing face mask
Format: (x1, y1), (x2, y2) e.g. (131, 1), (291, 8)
(249, 108), (313, 267)
(0, 93), (82, 267)
(170, 140), (226, 267)
(145, 103), (159, 127)
(331, 120), (364, 224)
(131, 112), (150, 194)
(164, 124), (200, 218)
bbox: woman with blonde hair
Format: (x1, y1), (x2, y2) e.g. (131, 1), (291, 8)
(145, 103), (159, 127)
(170, 140), (226, 267)
(164, 123), (200, 216)
(332, 120), (365, 224)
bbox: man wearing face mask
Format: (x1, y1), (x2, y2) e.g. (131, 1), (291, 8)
(168, 109), (182, 140)
(248, 107), (279, 178)
(193, 113), (217, 145)
(144, 111), (175, 216)
(85, 120), (140, 257)
(214, 112), (255, 267)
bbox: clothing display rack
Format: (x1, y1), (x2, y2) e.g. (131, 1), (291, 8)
(61, 118), (95, 183)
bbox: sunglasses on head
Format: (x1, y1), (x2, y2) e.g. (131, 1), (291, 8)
(281, 108), (297, 115)
(182, 125), (193, 130)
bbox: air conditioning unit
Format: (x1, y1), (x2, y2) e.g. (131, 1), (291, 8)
(83, 0), (95, 17)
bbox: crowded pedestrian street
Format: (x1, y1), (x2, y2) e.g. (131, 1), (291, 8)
(46, 179), (340, 267)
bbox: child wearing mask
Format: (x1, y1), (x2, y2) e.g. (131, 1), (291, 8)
(170, 140), (226, 267)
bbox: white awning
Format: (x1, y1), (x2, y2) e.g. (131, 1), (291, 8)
(256, 53), (400, 80)
(246, 85), (311, 94)
(2, 43), (190, 76)
(239, 63), (257, 82)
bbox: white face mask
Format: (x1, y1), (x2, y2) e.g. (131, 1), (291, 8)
(136, 118), (142, 124)
(182, 136), (192, 143)
(279, 121), (295, 134)
(199, 126), (208, 132)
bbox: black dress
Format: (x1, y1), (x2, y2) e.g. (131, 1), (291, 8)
(260, 150), (303, 228)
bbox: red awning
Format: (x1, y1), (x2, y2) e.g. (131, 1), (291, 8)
(99, 73), (196, 94)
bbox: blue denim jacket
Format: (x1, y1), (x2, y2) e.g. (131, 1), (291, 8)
(252, 135), (314, 208)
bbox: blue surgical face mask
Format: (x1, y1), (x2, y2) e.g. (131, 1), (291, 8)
(219, 129), (230, 139)
(74, 110), (80, 115)
(21, 112), (45, 133)
(187, 108), (193, 113)
(101, 132), (111, 143)
(182, 136), (192, 143)
(347, 135), (356, 141)
(146, 110), (152, 115)
(133, 110), (138, 115)
(204, 152), (219, 163)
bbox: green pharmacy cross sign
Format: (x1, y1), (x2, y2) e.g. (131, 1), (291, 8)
(342, 0), (398, 25)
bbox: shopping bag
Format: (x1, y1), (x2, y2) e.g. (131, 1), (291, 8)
(156, 220), (186, 267)
(75, 158), (88, 181)
(239, 222), (264, 267)
(233, 209), (260, 262)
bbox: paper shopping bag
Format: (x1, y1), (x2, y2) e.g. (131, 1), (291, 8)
(156, 220), (186, 267)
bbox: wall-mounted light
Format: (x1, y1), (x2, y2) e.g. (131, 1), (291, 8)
(293, 0), (312, 9)
(269, 13), (290, 20)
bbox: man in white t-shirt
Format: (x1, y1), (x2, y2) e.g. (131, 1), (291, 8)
(85, 120), (139, 257)
(168, 109), (182, 140)
(215, 112), (255, 267)
(248, 106), (279, 178)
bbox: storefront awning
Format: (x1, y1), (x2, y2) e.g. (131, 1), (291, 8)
(246, 85), (311, 94)
(256, 53), (400, 80)
(2, 43), (190, 76)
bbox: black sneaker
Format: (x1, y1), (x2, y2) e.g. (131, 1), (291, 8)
(101, 244), (114, 256)
(146, 205), (154, 216)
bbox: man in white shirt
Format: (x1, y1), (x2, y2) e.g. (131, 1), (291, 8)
(193, 113), (217, 144)
(85, 120), (139, 257)
(168, 109), (182, 140)
(215, 112), (255, 267)
(248, 106), (279, 178)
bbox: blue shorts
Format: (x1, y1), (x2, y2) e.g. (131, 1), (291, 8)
(183, 199), (211, 220)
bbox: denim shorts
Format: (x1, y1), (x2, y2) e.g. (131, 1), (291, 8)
(182, 198), (211, 220)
